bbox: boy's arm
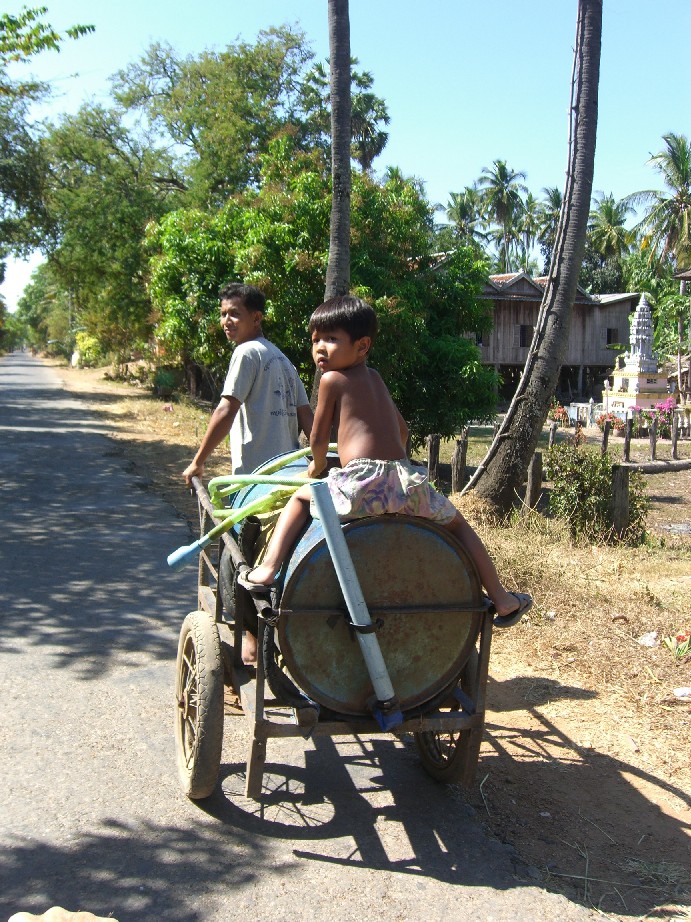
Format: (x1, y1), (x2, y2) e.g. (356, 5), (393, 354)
(183, 395), (241, 485)
(307, 373), (338, 477)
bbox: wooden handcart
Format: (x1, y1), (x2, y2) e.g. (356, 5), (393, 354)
(174, 457), (496, 801)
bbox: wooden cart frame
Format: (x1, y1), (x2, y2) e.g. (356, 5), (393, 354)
(174, 477), (496, 801)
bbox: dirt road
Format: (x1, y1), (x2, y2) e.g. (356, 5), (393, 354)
(0, 352), (605, 921)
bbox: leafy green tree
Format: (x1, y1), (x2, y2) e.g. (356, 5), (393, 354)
(13, 259), (68, 351)
(0, 92), (48, 254)
(147, 138), (495, 446)
(40, 104), (182, 361)
(478, 159), (528, 272)
(1, 6), (93, 96)
(112, 29), (313, 206)
(1, 7), (93, 262)
(626, 133), (691, 269)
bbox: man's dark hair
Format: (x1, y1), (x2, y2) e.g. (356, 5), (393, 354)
(308, 296), (378, 342)
(218, 282), (266, 313)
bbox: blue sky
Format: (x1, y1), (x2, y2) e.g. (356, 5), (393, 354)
(2, 0), (690, 309)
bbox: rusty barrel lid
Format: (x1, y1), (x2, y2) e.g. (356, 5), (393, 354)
(277, 515), (483, 717)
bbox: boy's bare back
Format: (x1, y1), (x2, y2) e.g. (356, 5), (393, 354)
(316, 364), (408, 468)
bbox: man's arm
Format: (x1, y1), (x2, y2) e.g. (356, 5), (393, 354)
(183, 395), (241, 485)
(297, 403), (314, 440)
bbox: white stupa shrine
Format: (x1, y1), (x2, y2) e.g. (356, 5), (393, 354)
(605, 294), (668, 411)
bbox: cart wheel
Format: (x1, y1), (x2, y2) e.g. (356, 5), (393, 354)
(414, 647), (479, 784)
(175, 610), (224, 799)
(218, 544), (236, 619)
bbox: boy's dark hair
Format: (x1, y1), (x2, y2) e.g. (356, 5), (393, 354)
(308, 296), (378, 342)
(218, 282), (265, 313)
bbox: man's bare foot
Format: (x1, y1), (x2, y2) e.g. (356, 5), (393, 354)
(242, 631), (257, 665)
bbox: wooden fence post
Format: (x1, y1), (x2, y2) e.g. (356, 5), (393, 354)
(649, 416), (658, 462)
(548, 421), (558, 448)
(623, 417), (633, 462)
(611, 464), (630, 538)
(451, 429), (468, 493)
(601, 419), (611, 455)
(525, 451), (543, 511)
(427, 433), (440, 485)
(671, 411), (680, 461)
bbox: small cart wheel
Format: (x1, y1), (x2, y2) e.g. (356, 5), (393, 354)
(414, 647), (479, 784)
(175, 610), (224, 799)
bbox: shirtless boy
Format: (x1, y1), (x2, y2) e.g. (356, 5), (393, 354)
(239, 296), (532, 660)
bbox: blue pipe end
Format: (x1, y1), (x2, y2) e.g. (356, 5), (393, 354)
(373, 705), (404, 731)
(167, 542), (199, 570)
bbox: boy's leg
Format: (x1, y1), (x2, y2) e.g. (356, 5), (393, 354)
(242, 485), (312, 586)
(446, 512), (530, 618)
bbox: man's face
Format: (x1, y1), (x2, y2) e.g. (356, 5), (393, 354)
(220, 297), (262, 346)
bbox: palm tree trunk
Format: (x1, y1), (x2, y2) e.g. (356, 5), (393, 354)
(324, 0), (351, 301)
(464, 0), (602, 514)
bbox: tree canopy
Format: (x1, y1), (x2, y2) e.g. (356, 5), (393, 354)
(147, 136), (495, 445)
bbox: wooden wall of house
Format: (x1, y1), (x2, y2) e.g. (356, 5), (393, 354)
(479, 296), (636, 367)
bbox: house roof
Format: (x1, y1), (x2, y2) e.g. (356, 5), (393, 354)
(674, 267), (691, 280)
(480, 271), (638, 308)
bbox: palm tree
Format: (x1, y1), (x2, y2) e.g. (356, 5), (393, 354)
(350, 70), (389, 172)
(626, 132), (691, 268)
(518, 192), (541, 273)
(467, 0), (602, 515)
(477, 159), (528, 272)
(588, 192), (634, 262)
(324, 0), (351, 301)
(538, 185), (563, 272)
(445, 183), (487, 250)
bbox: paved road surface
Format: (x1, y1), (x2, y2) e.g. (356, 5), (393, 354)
(0, 353), (599, 921)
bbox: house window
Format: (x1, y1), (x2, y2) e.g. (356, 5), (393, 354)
(519, 324), (533, 348)
(606, 327), (619, 345)
(476, 331), (483, 346)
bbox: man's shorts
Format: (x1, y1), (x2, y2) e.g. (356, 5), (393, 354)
(312, 457), (457, 525)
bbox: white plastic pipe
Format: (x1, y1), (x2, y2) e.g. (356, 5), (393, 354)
(310, 481), (400, 716)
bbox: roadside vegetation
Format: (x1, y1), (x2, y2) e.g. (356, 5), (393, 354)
(1, 10), (689, 453)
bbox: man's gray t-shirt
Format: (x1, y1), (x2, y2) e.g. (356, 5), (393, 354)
(222, 337), (309, 474)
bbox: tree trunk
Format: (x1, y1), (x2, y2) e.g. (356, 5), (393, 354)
(312, 0), (352, 410)
(324, 0), (351, 302)
(463, 0), (602, 515)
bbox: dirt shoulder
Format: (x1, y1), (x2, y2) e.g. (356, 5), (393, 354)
(51, 361), (691, 921)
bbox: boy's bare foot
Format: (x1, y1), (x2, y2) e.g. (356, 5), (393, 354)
(493, 592), (533, 628)
(242, 631), (257, 665)
(237, 564), (276, 590)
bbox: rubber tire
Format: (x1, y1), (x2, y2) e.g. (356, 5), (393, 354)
(218, 544), (236, 620)
(414, 646), (479, 784)
(175, 610), (224, 799)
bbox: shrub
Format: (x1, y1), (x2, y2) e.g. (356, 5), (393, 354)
(74, 331), (103, 368)
(545, 443), (648, 544)
(632, 398), (677, 438)
(595, 411), (624, 432)
(547, 398), (569, 427)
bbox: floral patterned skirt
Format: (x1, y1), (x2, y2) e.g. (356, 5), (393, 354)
(312, 457), (457, 525)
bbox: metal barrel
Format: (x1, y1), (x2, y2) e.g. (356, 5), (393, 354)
(230, 452), (484, 718)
